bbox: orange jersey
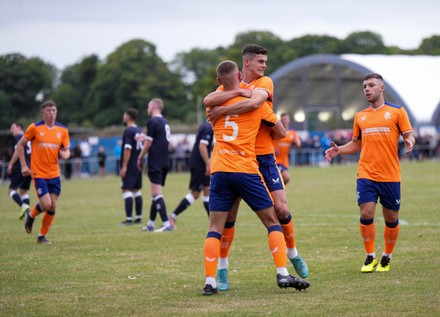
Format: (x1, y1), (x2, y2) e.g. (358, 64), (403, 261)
(273, 130), (301, 167)
(210, 96), (278, 174)
(217, 76), (275, 155)
(24, 120), (70, 179)
(352, 102), (412, 182)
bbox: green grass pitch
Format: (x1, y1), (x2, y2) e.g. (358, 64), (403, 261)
(1, 161), (439, 316)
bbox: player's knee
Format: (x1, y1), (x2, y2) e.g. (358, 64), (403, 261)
(274, 204), (289, 219)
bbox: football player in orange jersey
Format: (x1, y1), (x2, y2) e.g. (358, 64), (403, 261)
(202, 60), (310, 295)
(325, 73), (415, 272)
(16, 100), (70, 244)
(273, 113), (302, 184)
(204, 45), (309, 290)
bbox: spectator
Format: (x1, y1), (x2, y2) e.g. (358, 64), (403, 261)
(80, 136), (91, 177)
(97, 146), (107, 177)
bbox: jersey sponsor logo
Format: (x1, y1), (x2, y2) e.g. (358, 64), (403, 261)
(384, 112), (392, 120)
(363, 127), (390, 135)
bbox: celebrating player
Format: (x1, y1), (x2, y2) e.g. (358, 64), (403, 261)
(204, 44), (308, 291)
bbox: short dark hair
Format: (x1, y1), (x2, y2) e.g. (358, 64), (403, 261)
(12, 122), (23, 129)
(125, 108), (138, 121)
(216, 60), (238, 78)
(41, 100), (57, 109)
(363, 73), (383, 82)
(242, 44), (267, 58)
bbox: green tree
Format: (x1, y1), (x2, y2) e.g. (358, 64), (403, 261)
(51, 54), (99, 125)
(419, 35), (440, 55)
(0, 53), (55, 129)
(86, 39), (188, 127)
(339, 31), (388, 54)
(286, 34), (340, 57)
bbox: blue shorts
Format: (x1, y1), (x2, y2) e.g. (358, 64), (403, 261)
(356, 178), (401, 211)
(276, 163), (288, 173)
(33, 177), (61, 198)
(121, 170), (142, 190)
(189, 168), (210, 192)
(257, 154), (285, 192)
(209, 172), (273, 212)
(148, 168), (168, 186)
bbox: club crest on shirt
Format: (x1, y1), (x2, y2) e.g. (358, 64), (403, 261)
(384, 112), (392, 120)
(56, 132), (62, 139)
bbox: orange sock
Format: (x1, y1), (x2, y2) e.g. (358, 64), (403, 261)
(280, 216), (295, 249)
(384, 221), (400, 254)
(268, 226), (287, 268)
(360, 219), (376, 254)
(39, 211), (55, 236)
(204, 233), (221, 277)
(219, 225), (235, 258)
(30, 204), (44, 218)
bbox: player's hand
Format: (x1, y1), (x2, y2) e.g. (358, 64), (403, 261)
(59, 148), (70, 160)
(404, 139), (414, 155)
(137, 158), (143, 171)
(119, 166), (127, 178)
(7, 164), (13, 175)
(206, 106), (222, 123)
(21, 165), (31, 177)
(324, 141), (339, 161)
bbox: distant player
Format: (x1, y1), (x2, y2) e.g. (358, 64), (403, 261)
(169, 121), (214, 227)
(17, 100), (70, 244)
(137, 98), (172, 232)
(272, 113), (301, 184)
(325, 73), (415, 272)
(7, 122), (32, 219)
(119, 108), (144, 225)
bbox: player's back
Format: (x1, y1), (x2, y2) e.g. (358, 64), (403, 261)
(146, 116), (170, 169)
(122, 125), (144, 172)
(210, 96), (277, 174)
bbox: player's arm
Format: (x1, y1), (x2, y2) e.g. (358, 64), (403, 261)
(203, 88), (251, 108)
(325, 138), (362, 161)
(199, 142), (210, 176)
(207, 89), (268, 122)
(137, 139), (152, 170)
(120, 147), (131, 178)
(59, 147), (70, 160)
(270, 120), (287, 140)
(16, 136), (31, 176)
(402, 131), (416, 155)
(7, 147), (20, 175)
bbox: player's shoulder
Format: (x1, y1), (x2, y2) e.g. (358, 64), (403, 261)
(384, 100), (402, 109)
(55, 122), (68, 130)
(33, 120), (45, 127)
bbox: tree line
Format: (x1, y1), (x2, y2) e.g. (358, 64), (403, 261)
(1, 30), (439, 130)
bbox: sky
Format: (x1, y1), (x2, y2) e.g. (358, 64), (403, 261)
(1, 0), (439, 70)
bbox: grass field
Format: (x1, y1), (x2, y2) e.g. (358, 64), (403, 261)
(1, 161), (439, 316)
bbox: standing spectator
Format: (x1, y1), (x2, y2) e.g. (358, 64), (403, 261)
(97, 146), (107, 177)
(73, 142), (82, 177)
(120, 109), (144, 225)
(114, 139), (122, 176)
(325, 73), (415, 272)
(6, 122), (32, 219)
(18, 100), (71, 244)
(137, 98), (172, 232)
(80, 136), (91, 177)
(168, 121), (214, 227)
(175, 136), (190, 172)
